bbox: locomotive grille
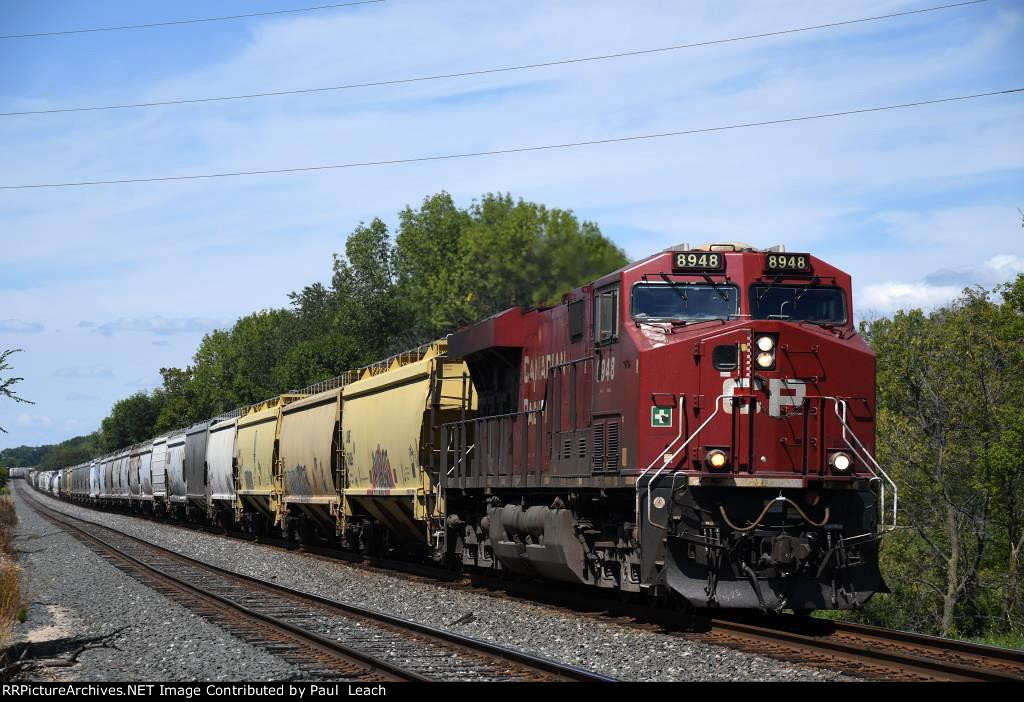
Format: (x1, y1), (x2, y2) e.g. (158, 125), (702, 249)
(592, 420), (621, 472)
(606, 422), (620, 470)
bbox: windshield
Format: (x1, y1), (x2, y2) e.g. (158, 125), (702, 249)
(750, 285), (846, 323)
(631, 283), (739, 322)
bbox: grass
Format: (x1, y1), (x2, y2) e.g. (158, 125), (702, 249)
(966, 633), (1024, 651)
(811, 608), (1024, 651)
(0, 496), (19, 654)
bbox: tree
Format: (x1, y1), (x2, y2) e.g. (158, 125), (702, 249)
(0, 348), (33, 433)
(393, 192), (628, 337)
(153, 366), (198, 434)
(100, 391), (166, 451)
(862, 275), (1024, 637)
(39, 432), (103, 470)
(332, 218), (415, 359)
(395, 192), (472, 337)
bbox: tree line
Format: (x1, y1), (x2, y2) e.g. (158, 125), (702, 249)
(857, 275), (1024, 642)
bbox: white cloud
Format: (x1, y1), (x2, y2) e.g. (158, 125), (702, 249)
(860, 282), (963, 312)
(94, 316), (225, 337)
(52, 366), (113, 379)
(987, 254), (1024, 278)
(66, 392), (99, 402)
(0, 0), (1020, 448)
(925, 253), (1024, 287)
(0, 319), (43, 333)
(16, 414), (51, 428)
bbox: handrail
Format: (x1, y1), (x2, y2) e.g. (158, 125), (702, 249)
(826, 397), (898, 532)
(445, 442), (475, 476)
(442, 407), (542, 479)
(635, 393), (897, 536)
(635, 395), (725, 536)
(442, 406), (543, 428)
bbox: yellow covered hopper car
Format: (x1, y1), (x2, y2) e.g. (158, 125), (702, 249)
(234, 394), (305, 535)
(340, 340), (474, 557)
(278, 387), (343, 541)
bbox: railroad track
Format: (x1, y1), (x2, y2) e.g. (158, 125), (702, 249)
(22, 490), (614, 683)
(25, 487), (1024, 681)
(701, 615), (1024, 682)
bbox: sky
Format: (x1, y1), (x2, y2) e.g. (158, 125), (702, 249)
(0, 0), (1022, 450)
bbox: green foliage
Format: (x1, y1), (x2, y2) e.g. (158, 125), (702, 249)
(38, 433), (103, 470)
(100, 391), (165, 451)
(0, 444), (51, 467)
(397, 192), (627, 336)
(858, 275), (1024, 638)
(332, 218), (415, 358)
(0, 349), (33, 434)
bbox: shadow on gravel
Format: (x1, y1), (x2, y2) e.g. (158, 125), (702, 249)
(1, 629), (124, 681)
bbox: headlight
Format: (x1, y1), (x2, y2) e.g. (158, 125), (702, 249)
(705, 449), (729, 470)
(756, 335), (774, 352)
(756, 352), (775, 368)
(829, 451), (852, 473)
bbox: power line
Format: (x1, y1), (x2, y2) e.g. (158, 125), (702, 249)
(2, 88), (1019, 191)
(0, 1), (384, 40)
(0, 0), (988, 117)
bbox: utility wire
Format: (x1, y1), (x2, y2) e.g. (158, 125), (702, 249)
(2, 88), (1019, 191)
(0, 1), (384, 40)
(0, 0), (988, 117)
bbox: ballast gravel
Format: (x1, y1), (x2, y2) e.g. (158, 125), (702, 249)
(23, 486), (854, 682)
(11, 485), (302, 682)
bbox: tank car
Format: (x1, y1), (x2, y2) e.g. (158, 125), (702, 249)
(441, 243), (895, 611)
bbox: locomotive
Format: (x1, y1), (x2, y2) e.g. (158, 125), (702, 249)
(442, 243), (895, 611)
(32, 242), (895, 612)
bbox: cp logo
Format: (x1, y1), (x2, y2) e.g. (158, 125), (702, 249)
(722, 378), (806, 417)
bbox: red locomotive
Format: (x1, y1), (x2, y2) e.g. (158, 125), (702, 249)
(443, 243), (895, 611)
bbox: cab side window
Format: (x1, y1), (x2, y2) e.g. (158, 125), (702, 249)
(594, 286), (619, 344)
(568, 299), (585, 343)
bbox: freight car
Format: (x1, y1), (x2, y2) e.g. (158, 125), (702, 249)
(31, 243), (894, 612)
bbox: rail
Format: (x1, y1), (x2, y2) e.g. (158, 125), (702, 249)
(22, 489), (615, 683)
